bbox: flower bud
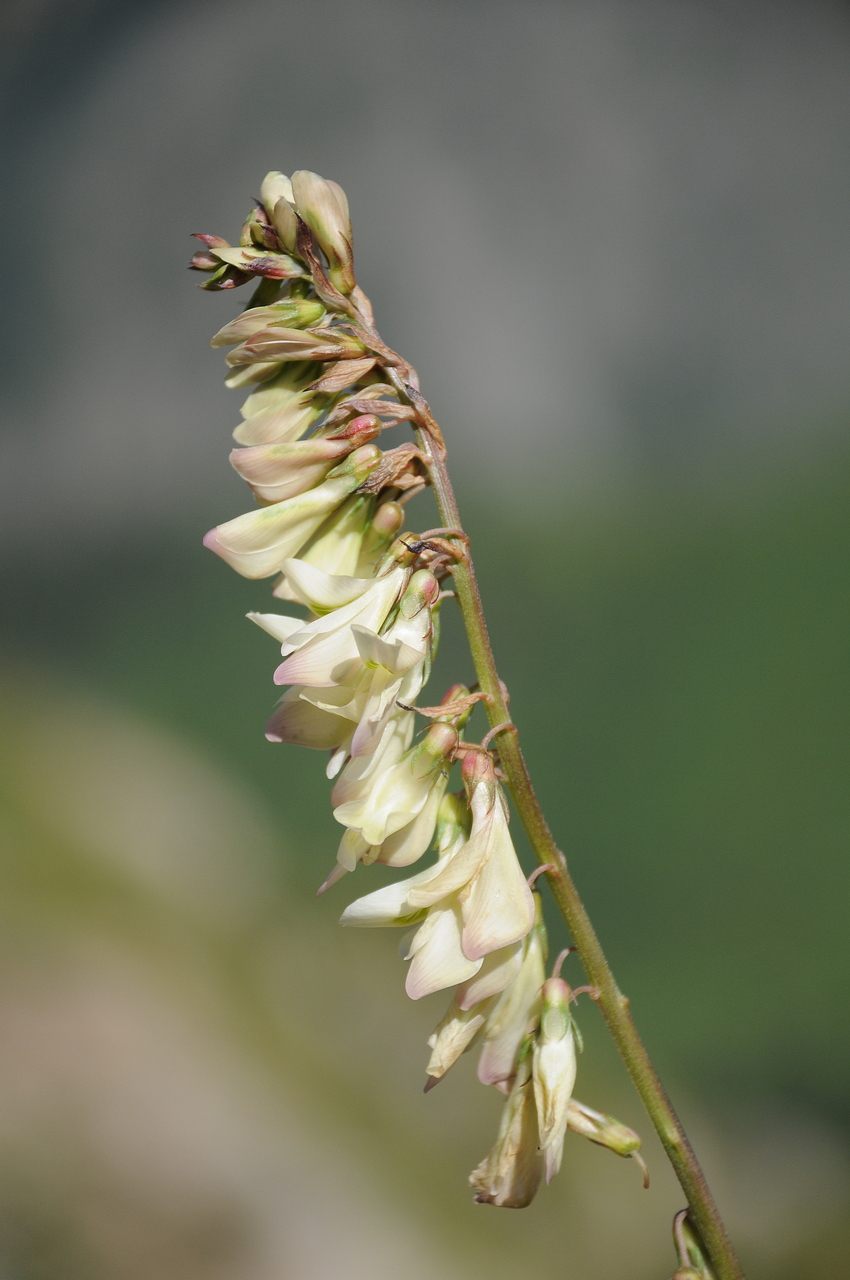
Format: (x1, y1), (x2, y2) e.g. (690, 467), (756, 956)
(227, 325), (365, 366)
(433, 790), (471, 854)
(673, 1214), (716, 1279)
(229, 425), (380, 506)
(211, 300), (326, 348)
(566, 1099), (641, 1157)
(272, 198), (299, 255)
(210, 244), (303, 279)
(260, 171), (294, 215)
(291, 170), (355, 294)
(532, 977), (577, 1183)
(426, 995), (493, 1083)
(397, 568), (441, 619)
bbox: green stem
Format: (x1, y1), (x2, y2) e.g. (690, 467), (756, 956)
(377, 364), (743, 1280)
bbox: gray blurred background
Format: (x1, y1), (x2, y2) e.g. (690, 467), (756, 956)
(1, 1), (849, 1276)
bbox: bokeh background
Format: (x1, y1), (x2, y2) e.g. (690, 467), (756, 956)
(1, 1), (849, 1276)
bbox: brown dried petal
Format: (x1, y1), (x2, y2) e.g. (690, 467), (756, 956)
(308, 357), (377, 394)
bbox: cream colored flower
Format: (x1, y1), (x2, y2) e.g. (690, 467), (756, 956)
(230, 417), (380, 505)
(532, 976), (577, 1183)
(232, 363), (327, 447)
(476, 895), (548, 1088)
(404, 752), (535, 963)
(267, 562), (411, 685)
(203, 445), (381, 578)
(468, 1047), (542, 1208)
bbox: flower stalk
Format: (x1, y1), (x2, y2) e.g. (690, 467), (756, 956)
(192, 170), (743, 1280)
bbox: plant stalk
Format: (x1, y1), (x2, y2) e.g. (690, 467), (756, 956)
(377, 367), (743, 1280)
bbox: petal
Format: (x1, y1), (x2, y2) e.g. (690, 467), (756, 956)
(247, 611), (305, 645)
(426, 997), (493, 1081)
(264, 689), (351, 750)
(406, 837), (485, 910)
(456, 942), (523, 1011)
(460, 806), (535, 960)
(377, 777), (447, 867)
(339, 852), (452, 926)
(280, 559), (375, 611)
(405, 902), (482, 999)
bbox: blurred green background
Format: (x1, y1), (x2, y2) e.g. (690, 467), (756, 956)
(1, 1), (850, 1277)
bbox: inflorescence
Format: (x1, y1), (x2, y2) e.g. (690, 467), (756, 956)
(192, 169), (645, 1207)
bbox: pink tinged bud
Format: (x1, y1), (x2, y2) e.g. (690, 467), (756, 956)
(469, 1051), (543, 1208)
(307, 357), (378, 394)
(327, 413), (382, 442)
(227, 326), (366, 367)
(190, 249), (219, 270)
(210, 245), (303, 279)
(291, 170), (355, 294)
(192, 233), (229, 248)
(229, 429), (378, 505)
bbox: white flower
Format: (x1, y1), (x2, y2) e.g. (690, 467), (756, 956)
(203, 445), (381, 578)
(476, 897), (548, 1088)
(532, 977), (577, 1183)
(270, 562), (411, 686)
(468, 1047), (542, 1208)
(404, 752), (535, 963)
(233, 363), (326, 447)
(334, 721), (456, 851)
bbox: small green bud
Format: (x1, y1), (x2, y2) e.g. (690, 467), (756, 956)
(566, 1099), (642, 1156)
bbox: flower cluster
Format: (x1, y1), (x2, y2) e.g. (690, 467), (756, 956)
(195, 169), (643, 1207)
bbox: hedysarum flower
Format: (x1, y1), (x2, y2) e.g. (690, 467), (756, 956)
(532, 976), (577, 1182)
(402, 751), (535, 964)
(232, 363), (328, 446)
(469, 1044), (543, 1208)
(565, 1099), (642, 1158)
(269, 561), (413, 686)
(229, 417), (381, 506)
(203, 445), (382, 579)
(475, 893), (548, 1088)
